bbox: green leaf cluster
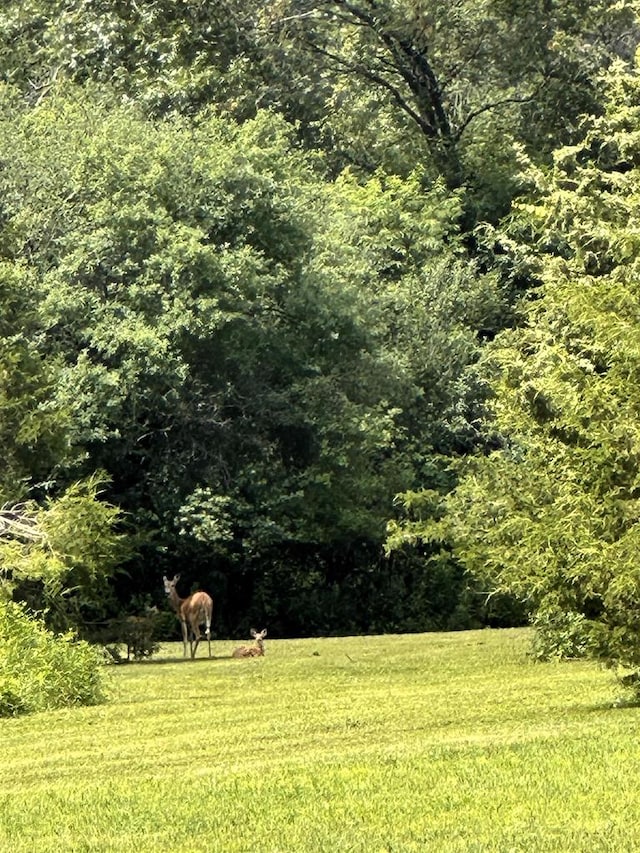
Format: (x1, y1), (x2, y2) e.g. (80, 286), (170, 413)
(0, 475), (127, 629)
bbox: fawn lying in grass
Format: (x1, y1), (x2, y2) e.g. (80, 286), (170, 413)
(232, 628), (267, 658)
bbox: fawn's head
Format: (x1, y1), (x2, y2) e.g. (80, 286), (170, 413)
(250, 628), (267, 648)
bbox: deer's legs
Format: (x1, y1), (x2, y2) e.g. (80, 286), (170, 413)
(190, 638), (200, 659)
(190, 624), (201, 659)
(180, 620), (189, 658)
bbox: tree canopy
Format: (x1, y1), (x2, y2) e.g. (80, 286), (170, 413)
(0, 1), (639, 665)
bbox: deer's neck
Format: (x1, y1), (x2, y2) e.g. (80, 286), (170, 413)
(168, 590), (185, 616)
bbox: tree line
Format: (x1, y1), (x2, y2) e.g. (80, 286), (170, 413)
(1, 1), (640, 682)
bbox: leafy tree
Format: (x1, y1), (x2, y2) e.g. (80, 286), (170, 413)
(270, 0), (639, 217)
(0, 0), (323, 121)
(391, 55), (640, 676)
(0, 475), (127, 630)
(0, 82), (509, 632)
(2, 1), (636, 222)
(4, 0), (630, 635)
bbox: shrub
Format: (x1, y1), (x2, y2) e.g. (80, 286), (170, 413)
(0, 599), (107, 716)
(530, 607), (593, 661)
(98, 612), (164, 662)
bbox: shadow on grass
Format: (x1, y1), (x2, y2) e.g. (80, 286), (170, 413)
(109, 654), (236, 665)
(581, 692), (640, 713)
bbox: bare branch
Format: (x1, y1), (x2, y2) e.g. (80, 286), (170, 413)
(454, 88), (542, 141)
(271, 10), (320, 26)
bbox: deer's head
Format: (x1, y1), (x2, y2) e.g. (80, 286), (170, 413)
(163, 574), (180, 596)
(250, 628), (267, 648)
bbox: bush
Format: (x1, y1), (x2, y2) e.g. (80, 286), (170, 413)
(96, 612), (164, 662)
(530, 607), (593, 661)
(0, 599), (107, 716)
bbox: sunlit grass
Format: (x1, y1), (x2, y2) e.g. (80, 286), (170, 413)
(1, 628), (639, 851)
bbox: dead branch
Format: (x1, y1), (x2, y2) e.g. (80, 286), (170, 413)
(0, 505), (46, 543)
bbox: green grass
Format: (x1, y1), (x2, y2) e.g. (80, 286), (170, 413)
(1, 628), (639, 852)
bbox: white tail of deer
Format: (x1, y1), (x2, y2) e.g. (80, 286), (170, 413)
(162, 574), (213, 659)
(232, 628), (267, 658)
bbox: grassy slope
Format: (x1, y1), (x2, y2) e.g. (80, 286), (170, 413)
(1, 628), (638, 852)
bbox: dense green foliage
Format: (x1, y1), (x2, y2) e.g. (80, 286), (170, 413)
(0, 476), (123, 714)
(0, 599), (106, 716)
(390, 55), (640, 677)
(0, 476), (127, 627)
(0, 0), (638, 668)
(0, 83), (502, 636)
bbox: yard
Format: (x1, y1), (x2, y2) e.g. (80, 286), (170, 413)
(1, 628), (637, 852)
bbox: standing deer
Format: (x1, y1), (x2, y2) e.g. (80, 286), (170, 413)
(162, 574), (213, 659)
(232, 628), (267, 658)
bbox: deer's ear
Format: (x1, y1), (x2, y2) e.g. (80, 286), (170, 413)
(262, 629), (267, 638)
(174, 573), (181, 581)
(250, 628), (257, 638)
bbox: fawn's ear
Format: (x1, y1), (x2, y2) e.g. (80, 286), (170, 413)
(250, 628), (257, 638)
(262, 629), (267, 638)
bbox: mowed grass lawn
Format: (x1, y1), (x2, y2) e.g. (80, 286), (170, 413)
(1, 628), (639, 852)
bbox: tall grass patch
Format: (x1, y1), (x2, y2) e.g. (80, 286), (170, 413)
(1, 629), (639, 851)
